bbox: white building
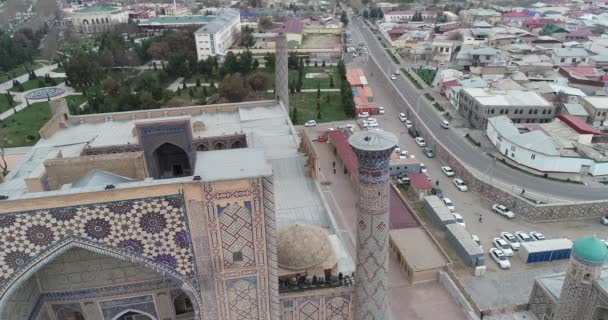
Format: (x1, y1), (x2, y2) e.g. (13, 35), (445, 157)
(164, 6), (191, 16)
(71, 6), (129, 34)
(195, 10), (241, 60)
(383, 10), (433, 23)
(486, 115), (608, 176)
(552, 47), (590, 66)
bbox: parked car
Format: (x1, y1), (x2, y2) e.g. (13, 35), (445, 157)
(423, 147), (434, 158)
(489, 248), (511, 269)
(493, 238), (514, 256)
(399, 113), (407, 122)
(453, 178), (468, 192)
(419, 163), (427, 173)
(394, 69), (400, 75)
(399, 150), (409, 159)
(404, 120), (413, 128)
(441, 120), (450, 129)
(390, 75), (396, 80)
(431, 187), (443, 198)
(501, 232), (521, 251)
(415, 137), (426, 147)
(492, 204), (515, 219)
(472, 234), (482, 250)
(397, 177), (410, 185)
(408, 127), (419, 138)
(515, 231), (533, 243)
(394, 147), (401, 153)
(358, 112), (369, 118)
(443, 198), (455, 212)
(530, 231), (545, 241)
(453, 213), (465, 227)
(379, 106), (385, 114)
(601, 215), (608, 225)
(441, 166), (455, 177)
(304, 120), (317, 127)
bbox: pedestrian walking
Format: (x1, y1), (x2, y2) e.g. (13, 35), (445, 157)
(333, 168), (336, 175)
(521, 189), (526, 196)
(479, 214), (483, 223)
(435, 180), (439, 186)
(332, 161), (336, 168)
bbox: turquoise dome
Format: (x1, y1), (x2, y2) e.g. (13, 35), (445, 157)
(572, 236), (608, 263)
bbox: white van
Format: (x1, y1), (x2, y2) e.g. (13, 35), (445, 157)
(441, 120), (450, 129)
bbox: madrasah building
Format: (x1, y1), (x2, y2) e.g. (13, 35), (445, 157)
(0, 35), (399, 320)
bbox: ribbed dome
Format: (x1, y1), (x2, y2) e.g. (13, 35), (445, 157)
(277, 224), (335, 271)
(573, 236), (608, 263)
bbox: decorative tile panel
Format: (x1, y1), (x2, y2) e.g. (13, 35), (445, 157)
(325, 297), (350, 320)
(219, 203), (256, 268)
(0, 195), (197, 299)
(227, 278), (259, 320)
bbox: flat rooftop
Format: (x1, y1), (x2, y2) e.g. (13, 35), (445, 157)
(463, 88), (551, 107)
(139, 15), (214, 25)
(73, 6), (122, 14)
(389, 227), (448, 271)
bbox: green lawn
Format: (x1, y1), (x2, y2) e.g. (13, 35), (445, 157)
(0, 102), (51, 147)
(53, 66), (65, 73)
(65, 95), (87, 108)
(0, 61), (44, 83)
(12, 77), (66, 92)
(287, 66), (341, 90)
(415, 68), (437, 86)
(289, 92), (348, 125)
(0, 94), (15, 114)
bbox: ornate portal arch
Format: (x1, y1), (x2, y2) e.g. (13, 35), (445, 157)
(0, 194), (202, 318)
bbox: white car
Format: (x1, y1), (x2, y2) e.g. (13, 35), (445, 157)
(493, 237), (514, 256)
(530, 231), (545, 241)
(492, 204), (515, 219)
(379, 106), (385, 114)
(515, 231), (533, 244)
(352, 52), (358, 57)
(415, 137), (426, 147)
(441, 120), (450, 129)
(441, 166), (455, 177)
(398, 113), (407, 122)
(358, 112), (369, 118)
(472, 234), (482, 250)
(453, 213), (465, 227)
(304, 120), (317, 127)
(399, 150), (409, 159)
(390, 75), (396, 80)
(443, 198), (455, 212)
(489, 248), (511, 269)
(501, 232), (521, 251)
(453, 178), (468, 192)
(394, 69), (400, 75)
(419, 163), (427, 173)
(394, 147), (401, 153)
(404, 120), (413, 128)
(601, 215), (608, 225)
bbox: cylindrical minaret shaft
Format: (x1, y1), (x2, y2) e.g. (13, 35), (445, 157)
(349, 130), (397, 320)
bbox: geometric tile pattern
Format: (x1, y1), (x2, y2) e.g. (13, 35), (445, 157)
(299, 301), (320, 320)
(220, 204), (255, 268)
(351, 145), (394, 320)
(325, 297), (350, 320)
(227, 279), (259, 320)
(0, 194), (196, 298)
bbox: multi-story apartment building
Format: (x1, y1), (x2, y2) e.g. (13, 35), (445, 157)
(458, 88), (555, 128)
(164, 5), (191, 16)
(194, 10), (241, 59)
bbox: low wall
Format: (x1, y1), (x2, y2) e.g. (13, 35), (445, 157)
(438, 271), (480, 320)
(366, 44), (608, 222)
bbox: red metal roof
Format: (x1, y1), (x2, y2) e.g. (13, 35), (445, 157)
(558, 115), (601, 135)
(389, 188), (419, 229)
(407, 173), (433, 190)
(327, 130), (358, 174)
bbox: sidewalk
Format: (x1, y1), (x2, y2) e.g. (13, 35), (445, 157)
(0, 82), (78, 121)
(0, 63), (59, 94)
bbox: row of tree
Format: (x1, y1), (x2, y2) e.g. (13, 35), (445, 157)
(363, 7), (384, 19)
(0, 29), (43, 74)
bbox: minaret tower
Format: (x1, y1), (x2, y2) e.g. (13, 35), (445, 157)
(349, 130), (397, 320)
(553, 236), (608, 320)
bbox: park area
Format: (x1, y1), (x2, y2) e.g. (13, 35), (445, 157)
(415, 67), (437, 86)
(288, 91), (348, 125)
(0, 102), (51, 147)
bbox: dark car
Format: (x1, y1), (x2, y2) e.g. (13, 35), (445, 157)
(431, 188), (443, 198)
(423, 147), (435, 158)
(408, 127), (419, 138)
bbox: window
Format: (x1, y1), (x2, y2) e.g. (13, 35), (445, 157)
(548, 109), (552, 114)
(531, 154), (536, 160)
(542, 110), (546, 114)
(560, 58), (566, 63)
(233, 251), (243, 262)
(511, 146), (516, 152)
(534, 109), (538, 114)
(529, 109), (533, 114)
(572, 58), (576, 63)
(490, 109), (495, 114)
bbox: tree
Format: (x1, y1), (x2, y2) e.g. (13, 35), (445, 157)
(288, 52), (299, 69)
(239, 50), (255, 75)
(166, 52), (192, 77)
(218, 73), (250, 102)
(221, 52), (239, 76)
(196, 78), (201, 87)
(65, 51), (102, 89)
(0, 147), (8, 178)
(247, 72), (273, 95)
(322, 60), (326, 67)
(317, 83), (321, 98)
(314, 60), (318, 67)
(240, 26), (256, 48)
(341, 11), (349, 27)
(337, 60), (346, 79)
(363, 10), (369, 19)
(264, 53), (275, 71)
(259, 16), (274, 31)
(291, 106), (298, 123)
(329, 76), (335, 88)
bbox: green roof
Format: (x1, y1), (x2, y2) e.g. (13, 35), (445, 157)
(573, 236), (608, 263)
(73, 6), (121, 14)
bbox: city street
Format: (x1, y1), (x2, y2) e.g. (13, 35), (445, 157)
(347, 15), (608, 202)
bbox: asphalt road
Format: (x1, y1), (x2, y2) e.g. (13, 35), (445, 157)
(350, 16), (608, 202)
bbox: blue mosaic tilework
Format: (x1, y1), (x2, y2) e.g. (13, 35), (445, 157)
(0, 194), (196, 297)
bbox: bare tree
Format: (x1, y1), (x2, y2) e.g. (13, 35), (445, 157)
(0, 147), (8, 178)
